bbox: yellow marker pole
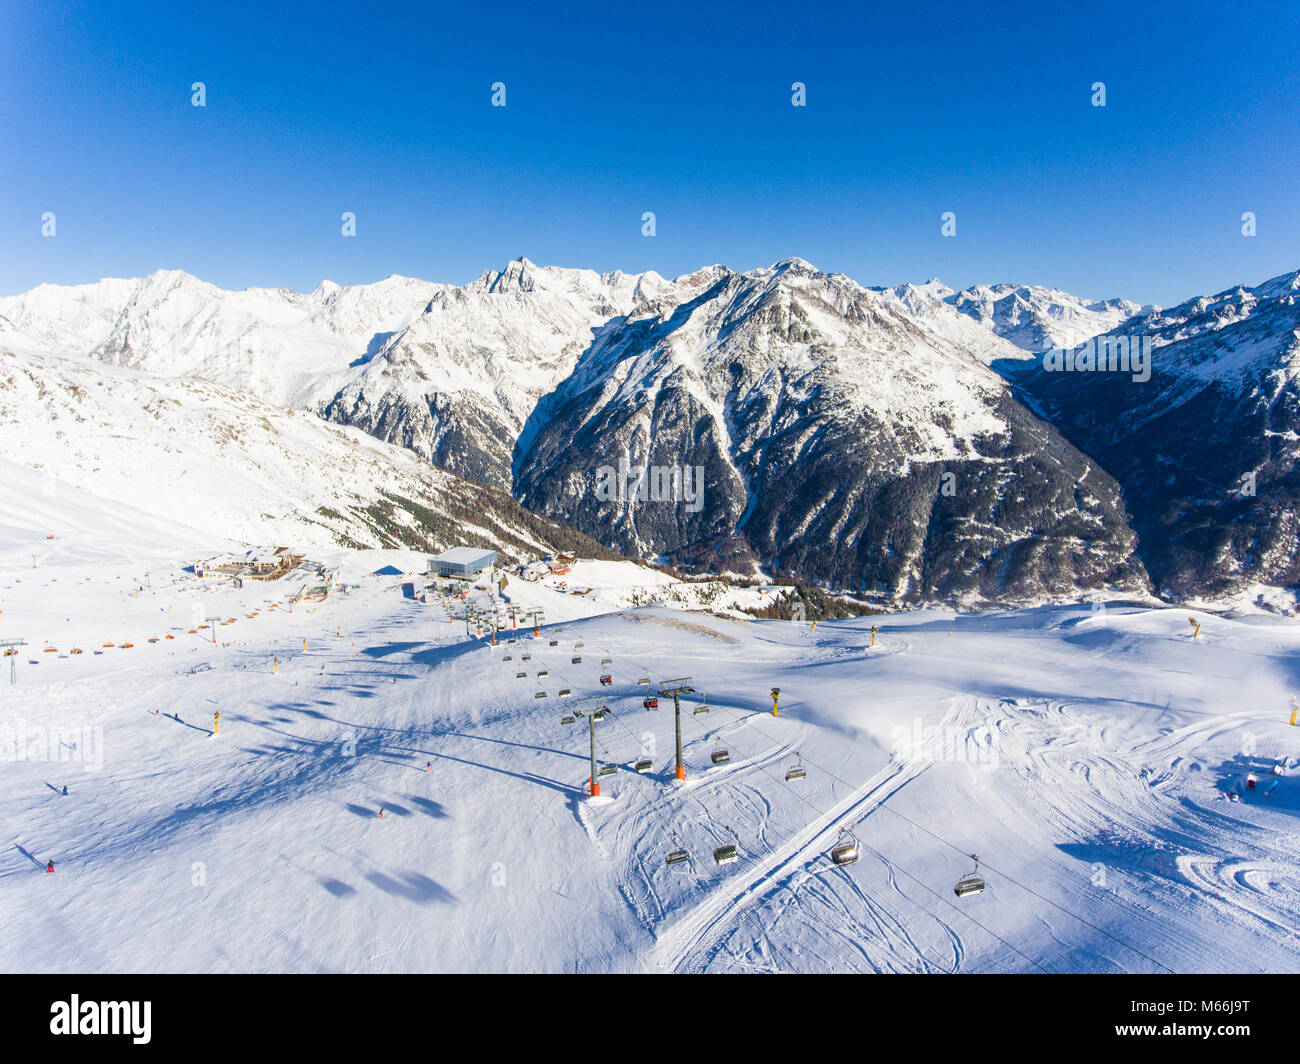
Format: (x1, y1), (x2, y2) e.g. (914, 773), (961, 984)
(213, 710), (220, 736)
(810, 620), (817, 633)
(1291, 696), (1298, 727)
(273, 655), (279, 674)
(870, 625), (877, 647)
(771, 687), (781, 717)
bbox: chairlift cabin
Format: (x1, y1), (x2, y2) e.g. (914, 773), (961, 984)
(572, 656), (583, 664)
(559, 688), (572, 697)
(503, 654), (512, 661)
(561, 715), (576, 725)
(599, 674), (612, 686)
(534, 690), (546, 699)
(574, 641), (584, 649)
(693, 703), (709, 715)
(643, 696), (659, 710)
(666, 848), (690, 866)
(785, 754), (807, 782)
(711, 741), (731, 766)
(522, 653), (531, 661)
(953, 855), (985, 898)
(634, 757), (654, 774)
(598, 763), (617, 777)
(549, 639), (559, 646)
(637, 674), (650, 685)
(592, 707), (609, 721)
(713, 844), (739, 865)
(830, 828), (859, 866)
(601, 657), (612, 665)
(537, 669), (548, 677)
(515, 671), (527, 678)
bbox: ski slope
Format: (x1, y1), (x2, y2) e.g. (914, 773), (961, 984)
(2, 498), (1299, 973)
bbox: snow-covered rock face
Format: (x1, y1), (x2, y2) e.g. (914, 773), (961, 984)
(514, 263), (1147, 604)
(1003, 270), (1300, 598)
(943, 283), (1148, 355)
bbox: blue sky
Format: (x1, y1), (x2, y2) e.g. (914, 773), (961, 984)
(1, 0), (1296, 305)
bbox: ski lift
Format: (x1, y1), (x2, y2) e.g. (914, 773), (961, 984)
(561, 715), (576, 725)
(601, 657), (612, 665)
(592, 707), (609, 721)
(830, 827), (859, 866)
(643, 696), (659, 710)
(537, 669), (548, 677)
(559, 688), (572, 698)
(785, 753), (807, 782)
(637, 674), (650, 686)
(666, 833), (690, 866)
(534, 690), (546, 700)
(694, 693), (709, 716)
(574, 641), (585, 649)
(549, 639), (558, 646)
(503, 654), (512, 661)
(522, 653), (531, 661)
(515, 671), (527, 678)
(711, 740), (731, 765)
(598, 763), (618, 777)
(713, 827), (739, 865)
(634, 757), (654, 774)
(953, 855), (985, 897)
(600, 674), (612, 686)
(572, 655), (583, 664)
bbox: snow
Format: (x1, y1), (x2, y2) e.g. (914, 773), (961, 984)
(3, 491), (1299, 973)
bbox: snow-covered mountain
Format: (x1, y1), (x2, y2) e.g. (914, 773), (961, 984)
(1000, 269), (1300, 600)
(514, 258), (1146, 603)
(4, 259), (1296, 604)
(0, 345), (618, 563)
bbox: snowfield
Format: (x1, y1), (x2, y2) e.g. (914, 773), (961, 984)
(2, 486), (1299, 974)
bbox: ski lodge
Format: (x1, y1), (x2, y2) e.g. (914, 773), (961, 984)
(427, 547), (497, 582)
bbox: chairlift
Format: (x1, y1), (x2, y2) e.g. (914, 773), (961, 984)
(598, 763), (618, 777)
(711, 740), (731, 765)
(637, 674), (650, 685)
(592, 707), (609, 721)
(503, 654), (512, 661)
(634, 757), (654, 774)
(516, 671), (527, 678)
(574, 641), (584, 649)
(561, 715), (576, 725)
(666, 833), (690, 866)
(601, 657), (612, 665)
(643, 696), (659, 710)
(534, 690), (546, 700)
(830, 827), (859, 866)
(559, 688), (572, 697)
(713, 827), (739, 865)
(953, 854), (985, 898)
(549, 639), (558, 646)
(785, 753), (807, 782)
(572, 655), (583, 664)
(537, 669), (548, 677)
(522, 653), (531, 661)
(599, 674), (612, 686)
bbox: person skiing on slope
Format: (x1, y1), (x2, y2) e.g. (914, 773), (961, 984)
(46, 860), (54, 873)
(62, 785), (67, 796)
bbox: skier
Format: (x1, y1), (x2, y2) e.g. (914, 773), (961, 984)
(378, 808), (384, 820)
(425, 761), (432, 773)
(61, 785), (67, 796)
(46, 860), (54, 873)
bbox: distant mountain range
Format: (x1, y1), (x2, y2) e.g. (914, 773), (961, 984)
(3, 258), (1296, 607)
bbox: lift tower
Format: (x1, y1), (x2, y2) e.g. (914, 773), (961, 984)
(658, 678), (694, 781)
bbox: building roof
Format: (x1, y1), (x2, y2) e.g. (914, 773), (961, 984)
(431, 547), (496, 566)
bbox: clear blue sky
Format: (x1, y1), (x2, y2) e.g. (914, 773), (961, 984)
(1, 0), (1296, 305)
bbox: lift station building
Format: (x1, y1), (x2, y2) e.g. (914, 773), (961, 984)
(428, 546), (498, 581)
